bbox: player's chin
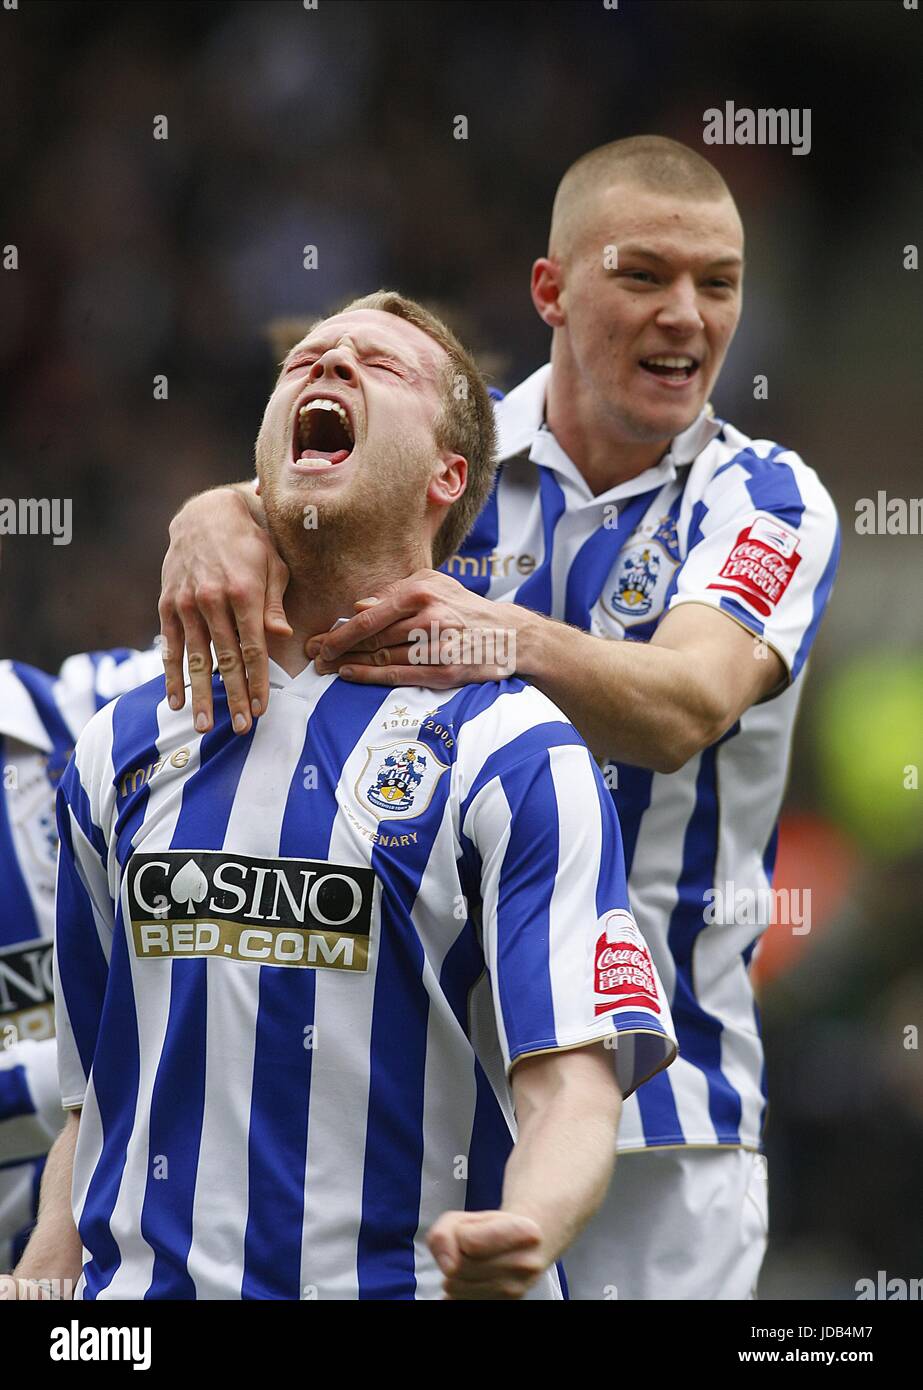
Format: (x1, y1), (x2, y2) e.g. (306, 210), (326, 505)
(633, 391), (705, 438)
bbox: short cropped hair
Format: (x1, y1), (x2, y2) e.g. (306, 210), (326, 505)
(550, 135), (734, 260)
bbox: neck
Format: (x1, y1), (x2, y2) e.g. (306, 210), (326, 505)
(546, 340), (672, 495)
(267, 536), (432, 678)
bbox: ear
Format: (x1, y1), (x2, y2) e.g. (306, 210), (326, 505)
(427, 452), (467, 510)
(531, 256), (567, 329)
(254, 477), (262, 496)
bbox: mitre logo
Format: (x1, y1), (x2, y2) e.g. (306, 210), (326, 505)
(126, 851), (375, 972)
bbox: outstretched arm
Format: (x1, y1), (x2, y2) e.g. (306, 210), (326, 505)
(427, 1044), (620, 1300)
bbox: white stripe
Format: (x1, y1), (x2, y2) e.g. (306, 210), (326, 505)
(297, 687), (393, 1300)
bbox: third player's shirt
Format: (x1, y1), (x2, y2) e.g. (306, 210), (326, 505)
(0, 647), (162, 1270)
(442, 364), (840, 1154)
(55, 663), (675, 1300)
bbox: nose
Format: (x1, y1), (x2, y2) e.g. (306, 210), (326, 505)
(308, 348), (359, 386)
(655, 277), (704, 335)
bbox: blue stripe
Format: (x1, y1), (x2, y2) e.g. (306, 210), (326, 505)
(0, 735), (41, 946)
(0, 1064), (34, 1121)
(78, 906), (142, 1300)
(610, 763), (654, 879)
(439, 918), (514, 1214)
(62, 755), (108, 866)
(718, 595), (765, 637)
(685, 498), (709, 553)
(458, 720), (584, 829)
(513, 466), (567, 615)
(143, 700), (255, 1300)
(242, 679), (392, 1300)
(636, 1066), (684, 1145)
(715, 446), (806, 528)
(464, 1061), (513, 1212)
(592, 756), (629, 916)
(563, 488), (661, 630)
(791, 516), (841, 681)
(111, 680), (168, 870)
(442, 475), (501, 597)
(78, 681), (164, 1299)
(54, 781), (111, 1087)
(666, 746), (742, 1143)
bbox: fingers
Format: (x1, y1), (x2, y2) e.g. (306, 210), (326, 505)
(456, 1212), (542, 1261)
(329, 663), (461, 689)
(306, 621), (414, 662)
(428, 1211), (545, 1301)
(177, 608), (215, 733)
(226, 590), (271, 726)
(426, 1212), (463, 1277)
(311, 584), (424, 660)
(263, 556), (293, 638)
(158, 608), (187, 712)
(315, 643), (411, 675)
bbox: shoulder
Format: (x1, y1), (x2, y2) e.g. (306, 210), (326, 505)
(691, 421), (838, 530)
(57, 645), (165, 707)
(432, 678), (589, 799)
(70, 671), (169, 784)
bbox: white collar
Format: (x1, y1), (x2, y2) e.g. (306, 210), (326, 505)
(494, 362), (723, 503)
(267, 656), (333, 696)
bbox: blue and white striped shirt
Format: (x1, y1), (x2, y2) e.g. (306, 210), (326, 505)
(0, 648), (163, 1270)
(55, 662), (675, 1300)
(442, 364), (840, 1154)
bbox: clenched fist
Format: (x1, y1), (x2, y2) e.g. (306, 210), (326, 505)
(427, 1210), (548, 1300)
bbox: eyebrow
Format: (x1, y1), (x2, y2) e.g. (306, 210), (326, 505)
(616, 244), (744, 270)
(283, 339), (415, 369)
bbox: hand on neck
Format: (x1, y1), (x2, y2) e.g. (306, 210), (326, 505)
(266, 538), (433, 679)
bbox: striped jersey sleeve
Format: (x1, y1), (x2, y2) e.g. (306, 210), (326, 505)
(0, 1038), (63, 1162)
(669, 440), (840, 682)
(52, 705), (120, 1110)
(456, 685), (676, 1099)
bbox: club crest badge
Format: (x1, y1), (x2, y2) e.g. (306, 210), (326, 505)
(356, 741), (448, 821)
(600, 516), (680, 629)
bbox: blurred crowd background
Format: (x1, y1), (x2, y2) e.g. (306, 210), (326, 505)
(1, 0), (921, 1298)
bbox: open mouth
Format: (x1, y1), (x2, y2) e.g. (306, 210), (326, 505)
(639, 354), (700, 384)
(292, 397), (355, 466)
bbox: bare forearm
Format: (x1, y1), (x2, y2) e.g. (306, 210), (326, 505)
(502, 1075), (620, 1266)
(515, 610), (723, 771)
(172, 481), (266, 531)
(12, 1111), (83, 1290)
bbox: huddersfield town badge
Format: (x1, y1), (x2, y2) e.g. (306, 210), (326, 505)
(357, 741), (448, 821)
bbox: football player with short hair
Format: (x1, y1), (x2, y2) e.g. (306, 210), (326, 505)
(13, 294), (674, 1301)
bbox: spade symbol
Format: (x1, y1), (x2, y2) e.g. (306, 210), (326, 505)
(171, 859), (209, 914)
